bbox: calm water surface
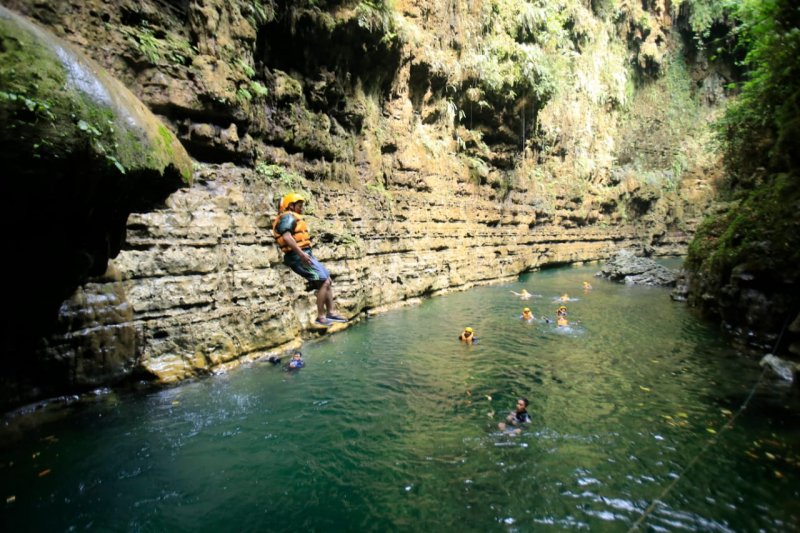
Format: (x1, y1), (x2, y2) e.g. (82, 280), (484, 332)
(2, 264), (799, 532)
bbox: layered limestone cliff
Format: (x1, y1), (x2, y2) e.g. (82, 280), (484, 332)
(1, 0), (726, 409)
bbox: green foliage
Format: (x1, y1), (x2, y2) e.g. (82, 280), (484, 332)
(255, 162), (304, 190)
(250, 81), (269, 97)
(120, 24), (196, 66)
(687, 175), (800, 278)
(0, 90), (55, 121)
(718, 0), (800, 179)
(462, 0), (588, 106)
(355, 0), (395, 35)
(246, 0), (276, 26)
(237, 58), (256, 79)
(618, 53), (708, 185)
(236, 87), (253, 102)
(672, 0), (737, 42)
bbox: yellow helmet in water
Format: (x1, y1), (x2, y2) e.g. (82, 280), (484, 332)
(523, 308), (531, 312)
(465, 327), (473, 333)
(558, 305), (567, 311)
(279, 192), (304, 211)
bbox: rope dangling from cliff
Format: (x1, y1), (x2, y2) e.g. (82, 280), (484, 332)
(628, 315), (794, 531)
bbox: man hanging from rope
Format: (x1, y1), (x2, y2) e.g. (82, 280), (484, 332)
(272, 192), (348, 328)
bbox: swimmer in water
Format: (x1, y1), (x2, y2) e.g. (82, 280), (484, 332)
(459, 327), (477, 344)
(557, 315), (569, 327)
(498, 397), (531, 434)
(558, 293), (570, 302)
(520, 307), (534, 321)
(285, 350), (305, 370)
(511, 289), (532, 300)
(556, 305), (567, 317)
(582, 281), (593, 291)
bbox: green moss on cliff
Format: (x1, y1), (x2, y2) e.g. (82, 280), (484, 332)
(688, 174), (800, 282)
(1, 10), (192, 181)
(683, 0), (800, 349)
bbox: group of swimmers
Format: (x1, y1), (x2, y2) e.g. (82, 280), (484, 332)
(459, 281), (593, 343)
(458, 281), (593, 434)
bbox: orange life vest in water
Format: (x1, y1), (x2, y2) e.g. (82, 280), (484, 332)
(272, 211), (312, 253)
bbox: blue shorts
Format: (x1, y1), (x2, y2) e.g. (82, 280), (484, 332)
(284, 249), (330, 289)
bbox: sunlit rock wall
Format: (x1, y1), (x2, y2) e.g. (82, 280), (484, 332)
(1, 0), (723, 404)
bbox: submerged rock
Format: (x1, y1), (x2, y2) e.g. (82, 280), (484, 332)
(759, 354), (799, 383)
(596, 250), (678, 286)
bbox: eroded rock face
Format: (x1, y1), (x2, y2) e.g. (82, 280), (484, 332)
(0, 6), (192, 408)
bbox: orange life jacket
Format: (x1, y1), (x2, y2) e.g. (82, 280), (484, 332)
(272, 211), (312, 253)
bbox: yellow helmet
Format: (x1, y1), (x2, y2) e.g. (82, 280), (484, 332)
(279, 192), (304, 212)
(558, 305), (567, 311)
(523, 308), (530, 312)
(465, 327), (473, 333)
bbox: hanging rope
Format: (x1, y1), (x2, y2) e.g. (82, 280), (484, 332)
(628, 314), (794, 531)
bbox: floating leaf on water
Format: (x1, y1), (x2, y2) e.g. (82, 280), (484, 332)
(486, 395), (492, 401)
(38, 469), (51, 477)
(745, 450), (759, 459)
(706, 428), (717, 434)
(721, 409), (733, 416)
(639, 386), (651, 392)
(774, 470), (784, 479)
(662, 415), (673, 420)
(765, 452), (776, 460)
(677, 412), (689, 418)
(6, 495), (15, 504)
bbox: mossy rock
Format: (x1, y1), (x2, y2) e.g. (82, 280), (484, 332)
(0, 5), (195, 410)
(0, 5), (192, 181)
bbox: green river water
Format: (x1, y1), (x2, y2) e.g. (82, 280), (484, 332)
(2, 264), (799, 532)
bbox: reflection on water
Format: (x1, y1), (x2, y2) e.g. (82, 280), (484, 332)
(2, 264), (799, 531)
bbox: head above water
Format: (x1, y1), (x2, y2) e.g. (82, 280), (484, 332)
(292, 350), (303, 360)
(516, 397), (529, 410)
(464, 327), (473, 334)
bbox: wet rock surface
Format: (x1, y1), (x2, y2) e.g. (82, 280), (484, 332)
(596, 250), (678, 286)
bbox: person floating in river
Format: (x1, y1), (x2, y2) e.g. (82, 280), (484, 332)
(510, 289), (532, 300)
(498, 397), (531, 434)
(556, 305), (568, 317)
(459, 327), (477, 344)
(285, 350), (305, 370)
(520, 307), (534, 321)
(582, 281), (593, 291)
(557, 315), (569, 327)
(272, 192), (348, 328)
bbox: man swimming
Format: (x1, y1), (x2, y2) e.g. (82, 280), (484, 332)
(285, 351), (305, 370)
(459, 327), (477, 344)
(498, 397), (531, 434)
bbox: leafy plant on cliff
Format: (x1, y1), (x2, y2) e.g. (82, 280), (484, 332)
(355, 0), (396, 37)
(672, 0), (737, 42)
(684, 0), (800, 342)
(245, 0), (276, 26)
(120, 24), (195, 66)
(718, 0), (800, 182)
